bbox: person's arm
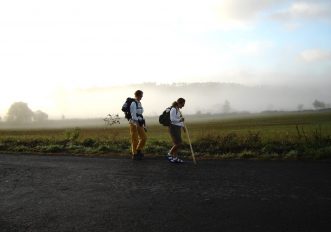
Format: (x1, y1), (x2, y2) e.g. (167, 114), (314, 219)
(130, 101), (138, 122)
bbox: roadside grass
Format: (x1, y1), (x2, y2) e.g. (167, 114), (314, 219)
(0, 111), (331, 160)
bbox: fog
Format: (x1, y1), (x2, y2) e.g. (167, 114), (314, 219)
(1, 81), (330, 129)
(1, 1), (330, 123)
(41, 82), (331, 119)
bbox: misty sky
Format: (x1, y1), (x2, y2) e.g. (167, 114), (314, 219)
(0, 0), (330, 118)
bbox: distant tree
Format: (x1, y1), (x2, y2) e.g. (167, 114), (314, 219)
(6, 102), (34, 123)
(196, 110), (202, 115)
(297, 104), (304, 111)
(222, 100), (231, 114)
(313, 99), (326, 110)
(33, 110), (48, 122)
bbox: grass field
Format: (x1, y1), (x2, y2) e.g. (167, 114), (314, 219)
(1, 111), (331, 160)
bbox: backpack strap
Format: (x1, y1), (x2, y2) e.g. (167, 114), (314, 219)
(169, 106), (178, 113)
(133, 99), (138, 109)
(132, 99), (144, 119)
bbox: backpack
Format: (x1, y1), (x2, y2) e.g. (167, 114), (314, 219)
(159, 106), (173, 126)
(121, 97), (137, 120)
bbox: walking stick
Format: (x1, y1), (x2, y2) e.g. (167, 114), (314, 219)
(184, 124), (197, 165)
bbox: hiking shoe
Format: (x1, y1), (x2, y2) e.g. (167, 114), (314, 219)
(136, 153), (143, 160)
(166, 154), (174, 163)
(166, 155), (183, 164)
(137, 150), (144, 160)
(172, 157), (184, 164)
(132, 154), (143, 160)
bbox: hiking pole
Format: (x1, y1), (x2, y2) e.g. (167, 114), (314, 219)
(184, 124), (197, 165)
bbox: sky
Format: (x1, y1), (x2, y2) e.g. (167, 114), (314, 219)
(0, 0), (330, 118)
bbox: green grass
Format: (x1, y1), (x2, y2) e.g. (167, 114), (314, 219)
(1, 111), (331, 160)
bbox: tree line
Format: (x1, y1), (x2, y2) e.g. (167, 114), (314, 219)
(215, 99), (330, 114)
(0, 99), (330, 124)
(0, 102), (48, 124)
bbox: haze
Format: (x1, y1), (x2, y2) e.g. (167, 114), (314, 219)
(0, 0), (330, 119)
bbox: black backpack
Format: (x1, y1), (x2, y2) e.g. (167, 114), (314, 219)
(122, 97), (137, 120)
(159, 106), (173, 126)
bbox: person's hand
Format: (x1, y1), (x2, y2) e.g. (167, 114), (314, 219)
(180, 117), (185, 122)
(138, 119), (146, 127)
(138, 119), (144, 126)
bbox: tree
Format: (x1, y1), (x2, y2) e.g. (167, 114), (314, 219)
(297, 104), (304, 111)
(222, 100), (231, 114)
(195, 110), (202, 115)
(33, 110), (48, 122)
(6, 102), (34, 123)
(313, 99), (326, 110)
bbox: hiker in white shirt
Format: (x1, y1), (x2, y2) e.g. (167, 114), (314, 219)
(167, 98), (186, 163)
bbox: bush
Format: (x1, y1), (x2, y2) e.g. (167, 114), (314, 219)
(238, 150), (257, 159)
(64, 128), (81, 143)
(0, 143), (7, 151)
(82, 138), (97, 147)
(243, 131), (262, 149)
(219, 133), (241, 152)
(303, 146), (331, 160)
(97, 145), (111, 153)
(36, 145), (65, 153)
(284, 150), (299, 160)
(262, 142), (294, 154)
(9, 145), (29, 152)
(258, 153), (280, 160)
(219, 153), (238, 160)
(67, 144), (86, 153)
(145, 140), (169, 154)
(194, 135), (220, 153)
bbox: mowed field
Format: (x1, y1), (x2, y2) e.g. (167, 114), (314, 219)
(0, 110), (331, 159)
(1, 111), (330, 141)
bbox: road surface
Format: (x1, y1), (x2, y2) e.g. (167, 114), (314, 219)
(0, 153), (330, 232)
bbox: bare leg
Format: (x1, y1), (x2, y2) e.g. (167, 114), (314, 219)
(169, 143), (181, 157)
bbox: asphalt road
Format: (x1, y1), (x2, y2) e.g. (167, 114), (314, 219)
(0, 153), (331, 232)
